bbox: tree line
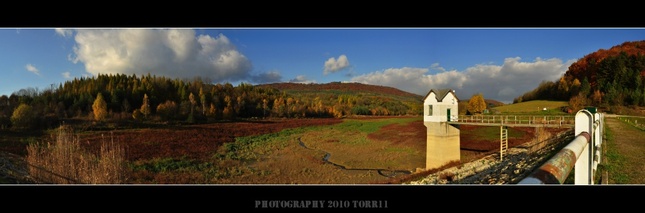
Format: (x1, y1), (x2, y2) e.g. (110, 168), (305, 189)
(0, 73), (422, 130)
(514, 40), (645, 112)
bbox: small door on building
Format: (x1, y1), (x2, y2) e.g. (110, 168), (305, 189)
(447, 109), (451, 121)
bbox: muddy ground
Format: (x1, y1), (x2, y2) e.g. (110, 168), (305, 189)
(1, 117), (570, 184)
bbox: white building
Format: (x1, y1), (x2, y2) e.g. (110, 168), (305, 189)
(423, 89), (459, 122)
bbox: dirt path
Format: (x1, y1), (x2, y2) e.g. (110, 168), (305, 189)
(604, 117), (645, 184)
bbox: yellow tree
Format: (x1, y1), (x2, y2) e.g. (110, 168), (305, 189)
(189, 92), (196, 115)
(467, 93), (487, 115)
(140, 94), (151, 119)
(11, 103), (36, 130)
(92, 93), (108, 121)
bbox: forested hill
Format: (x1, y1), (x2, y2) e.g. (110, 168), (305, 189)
(257, 82), (424, 117)
(514, 40), (645, 111)
(257, 82), (423, 99)
(0, 74), (423, 130)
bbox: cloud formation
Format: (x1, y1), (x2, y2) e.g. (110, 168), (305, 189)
(250, 71), (282, 83)
(67, 29), (256, 83)
(55, 28), (73, 38)
(289, 75), (316, 84)
(351, 57), (573, 103)
(25, 64), (40, 76)
(62, 71), (71, 79)
(323, 54), (350, 75)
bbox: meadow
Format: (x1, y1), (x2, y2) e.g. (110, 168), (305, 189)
(492, 100), (569, 114)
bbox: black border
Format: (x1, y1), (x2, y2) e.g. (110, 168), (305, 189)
(5, 4), (643, 28)
(2, 184), (639, 211)
(3, 6), (642, 211)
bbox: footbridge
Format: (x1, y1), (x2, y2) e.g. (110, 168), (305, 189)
(448, 115), (575, 128)
(445, 114), (574, 164)
(422, 89), (603, 184)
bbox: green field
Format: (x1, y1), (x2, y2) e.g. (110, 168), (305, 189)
(492, 100), (568, 114)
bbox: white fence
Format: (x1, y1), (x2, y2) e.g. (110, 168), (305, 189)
(518, 109), (603, 184)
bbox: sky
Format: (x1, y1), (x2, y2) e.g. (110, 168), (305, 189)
(2, 28), (645, 103)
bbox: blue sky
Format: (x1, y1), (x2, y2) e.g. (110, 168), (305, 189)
(1, 28), (645, 103)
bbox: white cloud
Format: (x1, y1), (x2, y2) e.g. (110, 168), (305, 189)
(62, 71), (71, 79)
(351, 57), (572, 103)
(55, 28), (73, 38)
(25, 64), (40, 76)
(289, 75), (316, 84)
(68, 29), (254, 83)
(323, 54), (350, 75)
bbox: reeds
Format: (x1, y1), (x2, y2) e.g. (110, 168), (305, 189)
(26, 125), (127, 184)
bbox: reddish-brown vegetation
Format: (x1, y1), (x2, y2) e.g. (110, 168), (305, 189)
(1, 116), (572, 184)
(566, 40), (645, 85)
(79, 118), (342, 161)
(367, 120), (426, 147)
(459, 125), (567, 151)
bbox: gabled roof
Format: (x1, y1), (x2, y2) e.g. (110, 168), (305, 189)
(423, 89), (459, 102)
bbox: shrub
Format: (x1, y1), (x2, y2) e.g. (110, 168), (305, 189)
(11, 103), (36, 130)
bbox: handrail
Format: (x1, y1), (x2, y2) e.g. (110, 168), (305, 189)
(451, 115), (575, 127)
(517, 110), (602, 185)
(517, 132), (590, 184)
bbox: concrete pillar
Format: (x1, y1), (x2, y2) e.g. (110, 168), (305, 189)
(424, 122), (460, 170)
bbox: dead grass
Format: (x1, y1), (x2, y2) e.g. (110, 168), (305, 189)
(26, 125), (127, 184)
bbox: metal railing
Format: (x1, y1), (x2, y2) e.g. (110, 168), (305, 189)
(453, 115), (575, 127)
(518, 110), (603, 185)
(518, 132), (590, 184)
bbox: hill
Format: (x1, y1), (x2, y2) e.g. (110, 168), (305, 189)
(0, 75), (425, 131)
(515, 40), (645, 113)
(257, 82), (424, 116)
(492, 100), (568, 114)
(485, 99), (505, 108)
(257, 82), (422, 99)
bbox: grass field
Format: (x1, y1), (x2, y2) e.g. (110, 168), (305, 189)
(603, 117), (645, 184)
(492, 100), (568, 114)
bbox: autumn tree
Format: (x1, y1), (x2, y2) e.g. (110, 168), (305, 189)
(11, 103), (36, 130)
(223, 95), (234, 120)
(199, 88), (207, 115)
(467, 93), (486, 115)
(591, 90), (603, 106)
(189, 92), (196, 115)
(568, 93), (588, 112)
(156, 100), (178, 121)
(140, 94), (151, 119)
(92, 93), (108, 121)
(262, 98), (268, 118)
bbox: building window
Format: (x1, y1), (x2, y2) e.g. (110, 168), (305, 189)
(428, 105), (433, 116)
